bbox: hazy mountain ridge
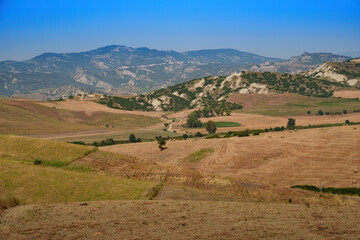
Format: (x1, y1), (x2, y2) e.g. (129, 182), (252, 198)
(0, 46), (352, 98)
(250, 52), (351, 74)
(0, 46), (281, 96)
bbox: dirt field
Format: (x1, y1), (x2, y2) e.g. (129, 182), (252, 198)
(39, 100), (165, 117)
(333, 90), (360, 99)
(102, 125), (360, 188)
(1, 200), (360, 240)
(174, 111), (360, 134)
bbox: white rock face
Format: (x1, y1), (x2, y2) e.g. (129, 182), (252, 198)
(179, 93), (188, 99)
(116, 69), (136, 78)
(151, 98), (162, 111)
(172, 91), (180, 97)
(189, 79), (205, 90)
(308, 63), (347, 82)
(223, 72), (243, 89)
(347, 79), (358, 86)
(239, 88), (249, 94)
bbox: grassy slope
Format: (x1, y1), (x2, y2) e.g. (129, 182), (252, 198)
(0, 135), (96, 163)
(228, 93), (360, 116)
(0, 100), (161, 135)
(0, 159), (156, 204)
(0, 135), (156, 204)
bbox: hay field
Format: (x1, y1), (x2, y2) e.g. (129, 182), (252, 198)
(0, 99), (162, 135)
(1, 200), (360, 240)
(102, 125), (360, 188)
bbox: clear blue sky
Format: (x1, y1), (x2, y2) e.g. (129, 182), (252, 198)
(0, 0), (359, 61)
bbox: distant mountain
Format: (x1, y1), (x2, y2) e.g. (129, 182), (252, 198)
(0, 45), (281, 97)
(249, 52), (351, 74)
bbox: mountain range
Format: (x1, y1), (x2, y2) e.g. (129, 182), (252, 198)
(0, 45), (351, 98)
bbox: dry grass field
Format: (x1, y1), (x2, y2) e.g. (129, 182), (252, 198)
(228, 93), (360, 116)
(1, 200), (360, 240)
(0, 99), (162, 135)
(102, 125), (360, 188)
(174, 111), (360, 134)
(2, 97), (360, 239)
(333, 90), (360, 99)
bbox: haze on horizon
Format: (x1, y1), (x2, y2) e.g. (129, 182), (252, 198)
(0, 0), (359, 61)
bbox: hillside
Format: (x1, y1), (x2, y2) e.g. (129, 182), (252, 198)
(306, 58), (360, 86)
(250, 52), (351, 73)
(99, 69), (354, 112)
(0, 46), (281, 97)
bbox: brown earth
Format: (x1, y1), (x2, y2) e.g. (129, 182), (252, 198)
(333, 90), (360, 99)
(39, 99), (165, 117)
(102, 125), (360, 188)
(1, 200), (360, 240)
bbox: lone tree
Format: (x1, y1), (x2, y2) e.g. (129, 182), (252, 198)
(287, 118), (296, 129)
(156, 137), (167, 151)
(129, 134), (137, 142)
(205, 121), (217, 134)
(186, 111), (202, 128)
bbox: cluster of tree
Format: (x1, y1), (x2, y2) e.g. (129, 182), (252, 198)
(316, 109), (350, 116)
(186, 108), (232, 128)
(93, 138), (115, 147)
(129, 134), (142, 143)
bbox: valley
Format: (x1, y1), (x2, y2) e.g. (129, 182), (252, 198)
(1, 59), (360, 240)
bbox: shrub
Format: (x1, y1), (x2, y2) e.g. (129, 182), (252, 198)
(345, 120), (350, 124)
(205, 121), (217, 134)
(33, 159), (42, 165)
(318, 110), (324, 115)
(129, 134), (137, 143)
(343, 109), (348, 114)
(195, 132), (203, 137)
(287, 118), (296, 129)
(182, 134), (188, 139)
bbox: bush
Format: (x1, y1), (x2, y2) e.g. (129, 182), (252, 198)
(129, 134), (137, 143)
(318, 110), (324, 116)
(343, 109), (348, 114)
(205, 121), (217, 134)
(33, 159), (42, 165)
(345, 120), (350, 124)
(195, 132), (203, 137)
(287, 118), (296, 129)
(182, 134), (188, 139)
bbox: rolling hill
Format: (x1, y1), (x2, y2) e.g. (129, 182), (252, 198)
(99, 62), (358, 112)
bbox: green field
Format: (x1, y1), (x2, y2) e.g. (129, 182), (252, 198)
(239, 96), (360, 116)
(201, 121), (240, 128)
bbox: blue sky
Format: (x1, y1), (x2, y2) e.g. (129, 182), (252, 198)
(0, 0), (359, 61)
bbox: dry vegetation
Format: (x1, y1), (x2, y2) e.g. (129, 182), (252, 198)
(102, 125), (360, 188)
(1, 200), (360, 240)
(0, 99), (162, 135)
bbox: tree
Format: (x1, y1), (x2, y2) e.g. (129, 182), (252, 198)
(345, 120), (350, 124)
(195, 132), (203, 137)
(186, 111), (202, 128)
(318, 110), (324, 116)
(182, 134), (188, 139)
(156, 137), (167, 151)
(307, 110), (311, 114)
(129, 134), (137, 143)
(205, 121), (217, 134)
(343, 109), (348, 114)
(225, 109), (232, 116)
(287, 118), (296, 129)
